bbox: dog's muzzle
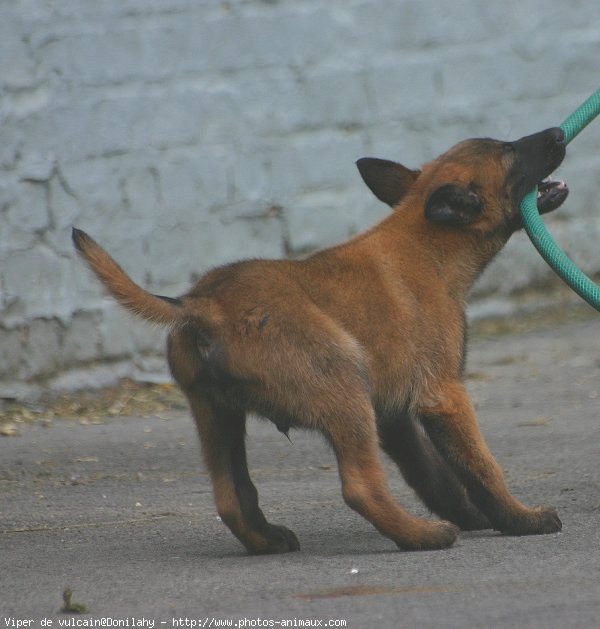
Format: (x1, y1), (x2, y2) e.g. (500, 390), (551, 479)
(510, 127), (569, 214)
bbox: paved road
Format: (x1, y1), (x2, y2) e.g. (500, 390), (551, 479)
(2, 317), (600, 627)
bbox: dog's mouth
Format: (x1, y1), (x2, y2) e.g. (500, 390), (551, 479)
(536, 176), (569, 214)
(511, 127), (568, 216)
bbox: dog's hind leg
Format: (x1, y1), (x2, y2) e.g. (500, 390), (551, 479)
(323, 397), (459, 551)
(420, 381), (561, 536)
(186, 393), (300, 554)
(378, 413), (490, 530)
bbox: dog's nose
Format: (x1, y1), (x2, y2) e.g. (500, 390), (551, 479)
(512, 127), (566, 161)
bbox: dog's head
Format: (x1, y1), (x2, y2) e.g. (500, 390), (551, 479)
(357, 127), (568, 237)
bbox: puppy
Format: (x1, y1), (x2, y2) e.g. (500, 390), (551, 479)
(73, 127), (568, 554)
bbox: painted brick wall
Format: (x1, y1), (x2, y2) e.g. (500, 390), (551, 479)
(1, 1), (599, 398)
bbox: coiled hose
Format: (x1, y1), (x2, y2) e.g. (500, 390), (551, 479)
(519, 88), (600, 310)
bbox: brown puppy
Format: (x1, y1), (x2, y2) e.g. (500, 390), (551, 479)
(72, 127), (568, 554)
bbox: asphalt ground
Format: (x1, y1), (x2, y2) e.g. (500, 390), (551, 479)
(1, 315), (600, 628)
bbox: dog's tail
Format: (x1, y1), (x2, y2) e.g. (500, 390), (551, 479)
(72, 228), (184, 327)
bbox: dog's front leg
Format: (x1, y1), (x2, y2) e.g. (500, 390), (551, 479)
(325, 403), (459, 551)
(420, 382), (562, 536)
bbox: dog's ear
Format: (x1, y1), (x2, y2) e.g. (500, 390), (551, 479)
(424, 184), (482, 226)
(356, 158), (420, 207)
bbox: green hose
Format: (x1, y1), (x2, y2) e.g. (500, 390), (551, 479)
(519, 88), (600, 310)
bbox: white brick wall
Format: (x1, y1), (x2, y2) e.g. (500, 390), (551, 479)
(1, 1), (599, 398)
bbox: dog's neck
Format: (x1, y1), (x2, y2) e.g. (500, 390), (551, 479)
(365, 208), (510, 304)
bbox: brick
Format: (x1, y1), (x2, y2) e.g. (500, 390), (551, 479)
(9, 181), (50, 233)
(158, 147), (230, 215)
(0, 327), (23, 378)
(61, 157), (128, 214)
(19, 151), (56, 182)
(145, 213), (284, 289)
(231, 147), (273, 205)
(365, 58), (439, 120)
(364, 120), (437, 169)
(121, 166), (161, 216)
(137, 22), (210, 80)
(295, 69), (371, 130)
(180, 8), (352, 74)
(0, 123), (22, 169)
(236, 67), (371, 137)
(213, 214), (285, 264)
(47, 30), (144, 86)
(285, 189), (388, 254)
(1, 245), (77, 325)
(97, 303), (137, 359)
(268, 130), (364, 199)
(0, 20), (37, 91)
(143, 223), (212, 291)
(62, 311), (102, 364)
(0, 177), (17, 213)
(45, 173), (82, 255)
(21, 318), (63, 379)
(145, 87), (245, 150)
(559, 36), (600, 94)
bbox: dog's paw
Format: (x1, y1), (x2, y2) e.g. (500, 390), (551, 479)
(250, 524), (300, 555)
(397, 520), (459, 551)
(532, 506), (562, 534)
(500, 506), (562, 536)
